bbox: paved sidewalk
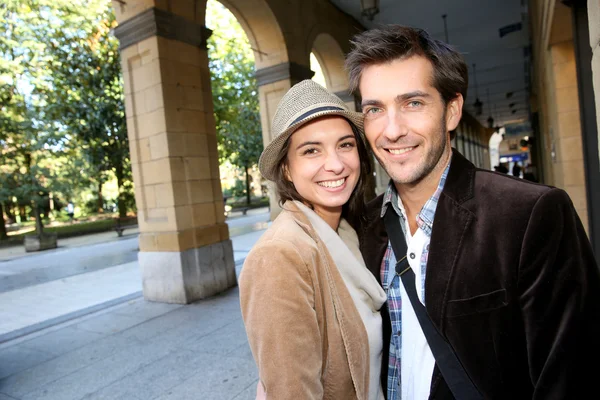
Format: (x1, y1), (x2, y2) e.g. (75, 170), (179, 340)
(0, 228), (266, 345)
(0, 228), (266, 399)
(0, 211), (270, 399)
(0, 262), (141, 342)
(0, 286), (257, 400)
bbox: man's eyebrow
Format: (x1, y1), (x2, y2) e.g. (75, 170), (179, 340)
(360, 91), (431, 108)
(360, 99), (383, 109)
(395, 91), (431, 102)
(296, 141), (320, 150)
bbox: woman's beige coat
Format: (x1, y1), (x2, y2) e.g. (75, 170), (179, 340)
(239, 202), (370, 399)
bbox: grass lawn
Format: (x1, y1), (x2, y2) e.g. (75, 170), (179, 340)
(0, 217), (137, 247)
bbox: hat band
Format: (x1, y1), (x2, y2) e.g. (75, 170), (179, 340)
(288, 106), (345, 127)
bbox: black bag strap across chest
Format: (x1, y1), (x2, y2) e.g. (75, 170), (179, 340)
(383, 208), (482, 400)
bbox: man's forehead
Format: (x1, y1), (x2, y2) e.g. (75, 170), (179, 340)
(358, 57), (436, 99)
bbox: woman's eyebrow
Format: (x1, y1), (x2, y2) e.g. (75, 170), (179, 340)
(296, 141), (321, 150)
(338, 135), (355, 142)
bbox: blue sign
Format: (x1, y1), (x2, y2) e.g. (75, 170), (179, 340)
(500, 152), (529, 162)
(504, 121), (532, 137)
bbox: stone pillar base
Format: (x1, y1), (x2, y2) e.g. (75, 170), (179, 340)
(24, 233), (58, 252)
(138, 239), (236, 304)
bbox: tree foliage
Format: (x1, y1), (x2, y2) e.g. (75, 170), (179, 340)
(0, 0), (131, 237)
(206, 0), (263, 205)
(0, 0), (80, 234)
(45, 3), (130, 217)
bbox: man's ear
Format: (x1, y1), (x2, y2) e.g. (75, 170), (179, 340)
(446, 94), (464, 132)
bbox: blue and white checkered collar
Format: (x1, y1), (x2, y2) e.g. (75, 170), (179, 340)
(380, 156), (452, 234)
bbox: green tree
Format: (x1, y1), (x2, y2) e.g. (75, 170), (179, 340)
(206, 0), (263, 206)
(0, 0), (72, 237)
(44, 3), (130, 218)
(0, 0), (130, 242)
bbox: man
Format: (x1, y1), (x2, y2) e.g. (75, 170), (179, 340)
(346, 25), (600, 399)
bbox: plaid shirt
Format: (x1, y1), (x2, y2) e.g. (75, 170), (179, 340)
(380, 160), (451, 400)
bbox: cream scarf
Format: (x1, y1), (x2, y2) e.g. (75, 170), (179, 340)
(294, 201), (387, 400)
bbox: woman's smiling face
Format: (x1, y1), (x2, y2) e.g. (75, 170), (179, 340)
(285, 115), (360, 219)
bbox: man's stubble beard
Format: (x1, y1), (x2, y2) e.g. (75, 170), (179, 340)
(374, 111), (449, 186)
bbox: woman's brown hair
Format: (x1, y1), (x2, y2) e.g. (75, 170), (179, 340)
(272, 118), (372, 227)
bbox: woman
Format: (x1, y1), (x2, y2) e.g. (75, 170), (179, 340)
(239, 79), (386, 400)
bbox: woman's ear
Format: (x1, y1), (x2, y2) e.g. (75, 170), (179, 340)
(282, 164), (292, 181)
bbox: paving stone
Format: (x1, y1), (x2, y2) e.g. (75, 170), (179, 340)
(150, 354), (258, 400)
(186, 319), (248, 355)
(21, 338), (174, 400)
(0, 334), (140, 399)
(81, 349), (223, 400)
(74, 311), (150, 335)
(226, 340), (255, 362)
(118, 305), (200, 342)
(111, 297), (182, 320)
(0, 344), (55, 380)
(19, 325), (105, 357)
(145, 305), (239, 351)
(230, 380), (260, 400)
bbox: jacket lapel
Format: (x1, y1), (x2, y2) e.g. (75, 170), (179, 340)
(425, 150), (476, 329)
(288, 202), (370, 400)
(360, 194), (389, 284)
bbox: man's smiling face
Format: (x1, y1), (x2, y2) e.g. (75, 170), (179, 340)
(359, 55), (459, 187)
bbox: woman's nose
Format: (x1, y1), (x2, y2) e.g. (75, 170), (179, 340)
(323, 152), (344, 174)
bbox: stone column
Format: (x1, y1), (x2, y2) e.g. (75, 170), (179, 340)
(255, 62), (314, 219)
(589, 0), (600, 164)
(113, 5), (236, 304)
(548, 40), (589, 232)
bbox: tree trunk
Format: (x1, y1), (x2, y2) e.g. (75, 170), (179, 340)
(245, 165), (251, 206)
(0, 203), (8, 240)
(3, 202), (15, 224)
(19, 205), (26, 223)
(33, 202), (44, 236)
(115, 165), (127, 218)
(97, 180), (104, 213)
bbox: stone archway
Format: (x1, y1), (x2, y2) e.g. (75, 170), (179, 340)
(217, 1), (305, 219)
(111, 0), (363, 303)
(311, 33), (351, 100)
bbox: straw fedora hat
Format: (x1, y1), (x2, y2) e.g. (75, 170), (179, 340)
(258, 79), (364, 181)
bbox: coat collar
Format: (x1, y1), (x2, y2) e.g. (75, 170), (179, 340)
(424, 150), (476, 327)
(360, 149), (477, 326)
(440, 148), (476, 206)
(282, 200), (371, 400)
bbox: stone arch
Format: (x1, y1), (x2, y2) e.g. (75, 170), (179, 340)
(311, 33), (350, 95)
(216, 0), (288, 69)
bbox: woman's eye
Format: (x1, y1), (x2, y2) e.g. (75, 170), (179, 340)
(340, 141), (355, 149)
(302, 148), (318, 155)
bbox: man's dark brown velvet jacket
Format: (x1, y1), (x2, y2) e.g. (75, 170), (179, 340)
(358, 150), (600, 399)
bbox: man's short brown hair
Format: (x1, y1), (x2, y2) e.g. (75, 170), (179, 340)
(345, 25), (468, 106)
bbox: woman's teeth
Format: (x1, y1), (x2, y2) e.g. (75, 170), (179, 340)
(318, 178), (345, 188)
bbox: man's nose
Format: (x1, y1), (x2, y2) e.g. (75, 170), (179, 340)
(382, 110), (408, 142)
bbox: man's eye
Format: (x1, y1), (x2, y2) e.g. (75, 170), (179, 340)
(364, 107), (381, 114)
(408, 101), (422, 107)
